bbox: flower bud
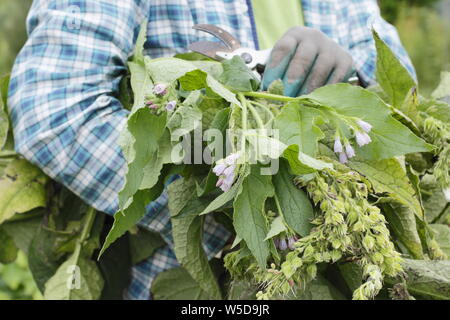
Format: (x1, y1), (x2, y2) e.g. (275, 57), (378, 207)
(334, 137), (343, 153)
(165, 100), (177, 111)
(357, 120), (373, 133)
(153, 83), (168, 96)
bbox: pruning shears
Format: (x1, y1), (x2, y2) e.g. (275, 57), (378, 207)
(188, 24), (362, 86)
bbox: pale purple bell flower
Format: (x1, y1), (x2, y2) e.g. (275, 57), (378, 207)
(357, 120), (372, 133)
(339, 152), (348, 164)
(355, 131), (372, 147)
(334, 138), (343, 153)
(345, 144), (356, 158)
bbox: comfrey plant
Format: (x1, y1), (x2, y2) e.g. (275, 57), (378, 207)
(226, 164), (403, 300)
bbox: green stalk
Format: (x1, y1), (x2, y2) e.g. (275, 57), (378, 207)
(74, 207), (96, 257)
(247, 101), (266, 129)
(242, 91), (299, 102)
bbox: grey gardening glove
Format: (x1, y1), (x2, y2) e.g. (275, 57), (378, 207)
(262, 26), (354, 97)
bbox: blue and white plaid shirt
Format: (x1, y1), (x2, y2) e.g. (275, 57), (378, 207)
(8, 0), (415, 300)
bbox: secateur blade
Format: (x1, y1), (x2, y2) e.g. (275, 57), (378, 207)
(188, 24), (242, 60)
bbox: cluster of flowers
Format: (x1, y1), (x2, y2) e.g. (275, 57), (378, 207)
(212, 152), (240, 192)
(334, 120), (372, 164)
(145, 83), (178, 112)
(274, 236), (298, 251)
(227, 163), (402, 300)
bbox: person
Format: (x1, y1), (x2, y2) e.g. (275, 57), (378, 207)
(7, 0), (415, 300)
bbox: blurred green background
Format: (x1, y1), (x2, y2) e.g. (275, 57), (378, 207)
(0, 0), (449, 300)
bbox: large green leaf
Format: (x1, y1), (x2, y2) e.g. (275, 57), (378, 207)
(168, 178), (196, 217)
(44, 252), (104, 300)
(381, 201), (424, 259)
(118, 108), (166, 209)
(283, 145), (332, 175)
(218, 56), (260, 92)
(274, 102), (324, 156)
(99, 185), (164, 257)
(171, 189), (222, 300)
(420, 174), (449, 223)
(273, 161), (314, 236)
(151, 266), (211, 300)
(430, 224), (450, 257)
(129, 229), (165, 265)
(306, 84), (433, 160)
(1, 214), (42, 255)
(390, 259), (450, 300)
(373, 30), (416, 108)
(233, 165), (274, 268)
(28, 225), (71, 292)
(0, 159), (48, 224)
(348, 157), (423, 219)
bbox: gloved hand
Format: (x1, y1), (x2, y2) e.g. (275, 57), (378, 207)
(262, 26), (354, 97)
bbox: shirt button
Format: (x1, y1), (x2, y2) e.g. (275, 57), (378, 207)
(97, 95), (111, 107)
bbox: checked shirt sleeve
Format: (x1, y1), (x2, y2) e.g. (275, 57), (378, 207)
(7, 0), (150, 215)
(345, 0), (417, 84)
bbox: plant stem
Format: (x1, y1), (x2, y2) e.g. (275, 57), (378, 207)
(242, 91), (300, 102)
(247, 101), (266, 129)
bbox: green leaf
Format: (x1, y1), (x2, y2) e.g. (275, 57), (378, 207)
(348, 157), (424, 219)
(167, 105), (202, 141)
(0, 159), (48, 224)
(128, 62), (153, 113)
(431, 71), (450, 101)
(390, 259), (450, 300)
(172, 192), (222, 300)
(28, 225), (70, 292)
(420, 174), (449, 223)
(151, 266), (212, 300)
(373, 30), (416, 108)
(140, 129), (173, 190)
(338, 262), (363, 293)
(273, 161), (314, 236)
(99, 185), (164, 257)
(44, 252), (104, 300)
(168, 178), (196, 217)
(179, 69), (240, 106)
(381, 201), (424, 259)
(429, 224), (450, 257)
(129, 229), (165, 265)
(219, 56), (260, 92)
(119, 109), (166, 210)
(306, 84), (433, 160)
(283, 145), (332, 175)
(1, 214), (42, 255)
(233, 165), (274, 268)
(132, 20), (147, 64)
(146, 58), (240, 106)
(274, 102), (324, 156)
(264, 216), (286, 241)
(0, 228), (18, 264)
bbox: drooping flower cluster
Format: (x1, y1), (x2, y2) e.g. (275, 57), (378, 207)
(213, 152), (241, 192)
(334, 119), (372, 164)
(226, 162), (402, 301)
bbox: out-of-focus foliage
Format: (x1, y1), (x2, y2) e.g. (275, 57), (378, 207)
(0, 251), (42, 300)
(395, 4), (450, 95)
(0, 0), (32, 76)
(379, 0), (442, 23)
